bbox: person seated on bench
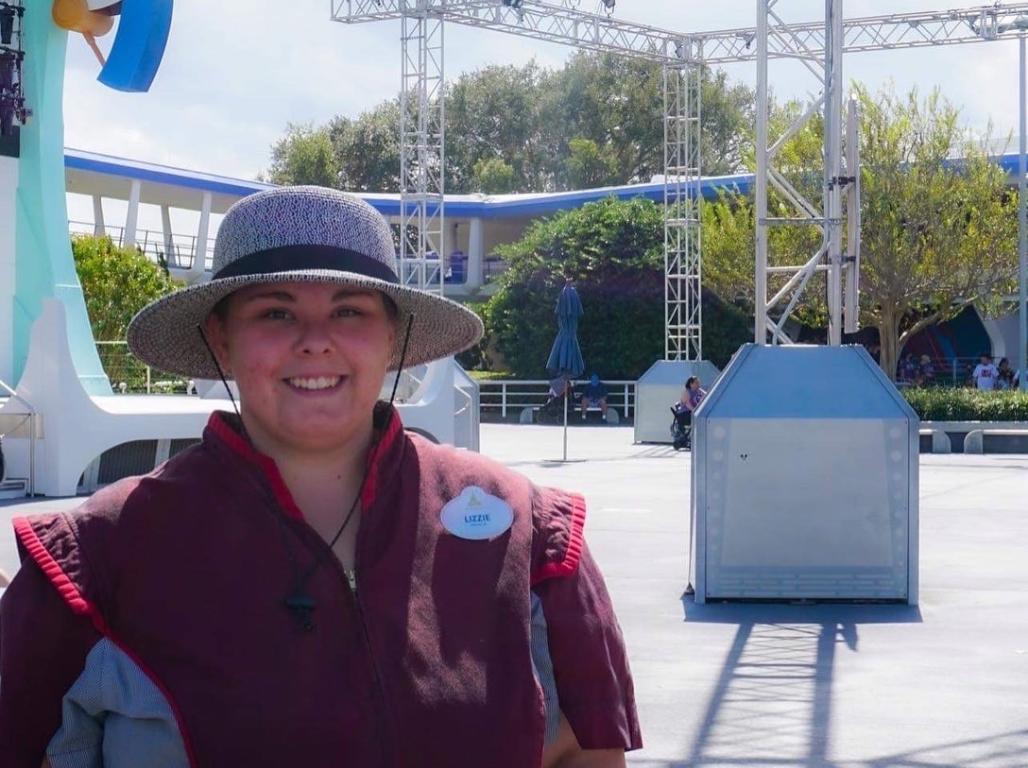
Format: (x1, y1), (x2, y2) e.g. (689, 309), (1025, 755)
(580, 373), (608, 421)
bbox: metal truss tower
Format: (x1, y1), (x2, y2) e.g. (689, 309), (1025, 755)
(399, 10), (445, 295)
(331, 0), (1028, 350)
(663, 51), (703, 361)
(753, 0), (855, 346)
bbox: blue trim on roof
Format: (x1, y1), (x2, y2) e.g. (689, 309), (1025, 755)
(64, 147), (1020, 220)
(65, 149), (277, 198)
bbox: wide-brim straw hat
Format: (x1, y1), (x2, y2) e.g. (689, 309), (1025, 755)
(127, 186), (484, 379)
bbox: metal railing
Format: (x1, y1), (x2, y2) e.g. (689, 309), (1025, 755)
(70, 221), (216, 273)
(96, 341), (191, 394)
(0, 377), (37, 496)
(478, 379), (636, 420)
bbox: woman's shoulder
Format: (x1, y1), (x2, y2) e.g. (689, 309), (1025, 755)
(13, 444), (223, 570)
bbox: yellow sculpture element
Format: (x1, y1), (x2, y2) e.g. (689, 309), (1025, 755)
(52, 0), (115, 66)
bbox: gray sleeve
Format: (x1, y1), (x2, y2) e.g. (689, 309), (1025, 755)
(46, 638), (189, 768)
(530, 591), (561, 746)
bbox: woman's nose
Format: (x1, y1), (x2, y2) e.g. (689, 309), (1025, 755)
(296, 322), (333, 355)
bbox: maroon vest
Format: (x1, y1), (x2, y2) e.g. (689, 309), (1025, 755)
(14, 408), (583, 767)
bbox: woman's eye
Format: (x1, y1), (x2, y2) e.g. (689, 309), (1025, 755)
(334, 307), (361, 318)
(262, 308), (291, 320)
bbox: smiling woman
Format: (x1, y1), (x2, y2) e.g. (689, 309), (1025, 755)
(0, 186), (642, 767)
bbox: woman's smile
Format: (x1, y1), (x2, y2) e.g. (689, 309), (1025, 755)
(284, 374), (346, 393)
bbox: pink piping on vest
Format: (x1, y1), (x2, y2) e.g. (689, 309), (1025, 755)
(12, 517), (201, 768)
(207, 408), (404, 520)
(531, 492), (587, 586)
(206, 414), (305, 522)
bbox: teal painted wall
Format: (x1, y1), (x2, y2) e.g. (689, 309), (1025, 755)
(14, 2), (110, 395)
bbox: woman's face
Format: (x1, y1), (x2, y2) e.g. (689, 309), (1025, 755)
(206, 282), (397, 457)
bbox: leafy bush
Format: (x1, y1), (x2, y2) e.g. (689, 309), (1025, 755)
(473, 197), (751, 379)
(903, 388), (1028, 421)
(73, 235), (182, 392)
(72, 235), (180, 342)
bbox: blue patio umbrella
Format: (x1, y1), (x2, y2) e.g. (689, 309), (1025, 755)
(546, 282), (585, 461)
(546, 282), (585, 378)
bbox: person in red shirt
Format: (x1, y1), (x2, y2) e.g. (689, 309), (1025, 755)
(0, 187), (641, 767)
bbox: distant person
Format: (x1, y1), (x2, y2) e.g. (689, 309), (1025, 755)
(915, 354), (935, 387)
(547, 374), (573, 404)
(972, 353), (999, 391)
(682, 376), (706, 413)
(580, 373), (609, 421)
(898, 354), (918, 384)
(670, 377), (705, 451)
(997, 358), (1016, 390)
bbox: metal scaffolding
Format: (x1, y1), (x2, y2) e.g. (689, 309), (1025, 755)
(663, 53), (703, 361)
(399, 10), (446, 295)
(331, 0), (1028, 351)
(753, 0), (854, 345)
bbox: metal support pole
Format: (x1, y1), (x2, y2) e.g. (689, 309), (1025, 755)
(826, 0), (845, 345)
(754, 0), (769, 344)
(1019, 36), (1027, 387)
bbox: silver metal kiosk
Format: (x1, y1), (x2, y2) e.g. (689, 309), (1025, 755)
(690, 344), (919, 604)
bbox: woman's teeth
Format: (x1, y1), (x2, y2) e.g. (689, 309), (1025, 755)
(287, 376), (341, 391)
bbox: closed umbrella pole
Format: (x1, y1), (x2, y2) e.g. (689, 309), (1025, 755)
(545, 281), (585, 462)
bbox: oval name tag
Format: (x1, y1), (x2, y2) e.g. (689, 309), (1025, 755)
(440, 486), (514, 541)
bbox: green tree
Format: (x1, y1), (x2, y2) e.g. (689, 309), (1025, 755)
(478, 197), (749, 378)
(329, 101), (401, 192)
(541, 54), (755, 186)
(266, 123), (339, 187)
(447, 63), (548, 192)
(566, 138), (619, 189)
(268, 53), (756, 194)
(72, 235), (179, 342)
(472, 157), (517, 194)
(701, 85), (1019, 379)
(856, 84), (1018, 379)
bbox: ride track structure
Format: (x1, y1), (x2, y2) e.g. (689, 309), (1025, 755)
(330, 0), (1028, 355)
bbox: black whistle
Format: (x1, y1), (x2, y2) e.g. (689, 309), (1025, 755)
(285, 594), (316, 632)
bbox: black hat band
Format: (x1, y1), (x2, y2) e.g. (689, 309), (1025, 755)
(213, 244), (399, 284)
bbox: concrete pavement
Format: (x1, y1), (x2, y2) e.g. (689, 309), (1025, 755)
(2, 423), (1026, 767)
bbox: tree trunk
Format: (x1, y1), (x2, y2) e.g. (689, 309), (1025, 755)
(878, 315), (901, 382)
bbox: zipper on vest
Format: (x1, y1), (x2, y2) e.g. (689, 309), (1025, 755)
(346, 567), (395, 766)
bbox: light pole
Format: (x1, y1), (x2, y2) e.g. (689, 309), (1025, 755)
(1020, 35), (1027, 388)
(998, 18), (1028, 387)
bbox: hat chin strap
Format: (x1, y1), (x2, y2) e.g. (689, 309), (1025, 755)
(197, 324), (245, 430)
(388, 314), (416, 407)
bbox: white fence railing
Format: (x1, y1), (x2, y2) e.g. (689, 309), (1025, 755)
(478, 379), (636, 420)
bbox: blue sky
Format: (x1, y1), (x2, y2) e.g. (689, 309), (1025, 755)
(62, 1), (1027, 181)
